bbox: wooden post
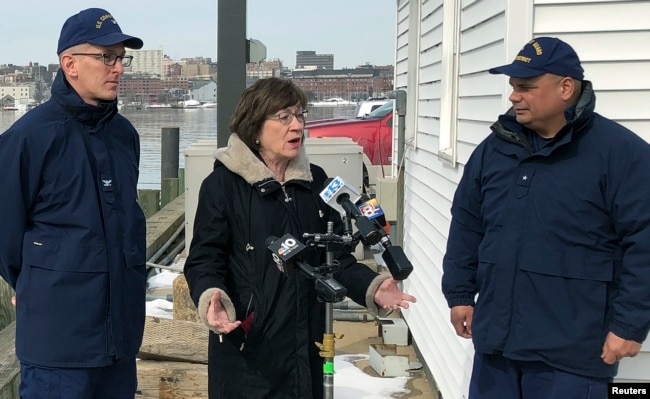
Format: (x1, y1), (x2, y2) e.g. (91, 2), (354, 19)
(160, 178), (180, 209)
(178, 168), (185, 194)
(161, 127), (180, 207)
(138, 189), (161, 219)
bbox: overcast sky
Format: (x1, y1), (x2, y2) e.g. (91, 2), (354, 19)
(1, 1), (396, 69)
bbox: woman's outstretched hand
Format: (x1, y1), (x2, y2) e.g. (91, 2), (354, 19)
(373, 278), (417, 311)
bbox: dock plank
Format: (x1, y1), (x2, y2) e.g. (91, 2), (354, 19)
(0, 322), (19, 399)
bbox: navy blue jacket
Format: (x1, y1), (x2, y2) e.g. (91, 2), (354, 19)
(0, 70), (147, 367)
(442, 81), (650, 378)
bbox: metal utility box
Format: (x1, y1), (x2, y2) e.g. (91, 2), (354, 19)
(369, 344), (410, 377)
(377, 317), (409, 346)
(375, 177), (398, 222)
(183, 140), (219, 255)
(304, 137), (365, 260)
(304, 137), (364, 194)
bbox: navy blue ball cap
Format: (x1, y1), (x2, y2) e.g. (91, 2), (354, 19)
(57, 8), (143, 55)
(489, 37), (584, 80)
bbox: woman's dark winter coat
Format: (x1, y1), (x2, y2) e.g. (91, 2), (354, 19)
(184, 134), (387, 398)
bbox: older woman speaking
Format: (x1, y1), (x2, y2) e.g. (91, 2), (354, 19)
(184, 77), (415, 399)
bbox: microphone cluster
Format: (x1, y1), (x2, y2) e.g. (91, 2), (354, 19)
(266, 234), (347, 303)
(319, 176), (413, 280)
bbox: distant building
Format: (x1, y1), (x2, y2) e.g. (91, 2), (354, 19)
(290, 65), (394, 102)
(127, 47), (164, 77)
(188, 80), (216, 102)
(295, 51), (334, 70)
(0, 85), (31, 101)
(246, 59), (283, 79)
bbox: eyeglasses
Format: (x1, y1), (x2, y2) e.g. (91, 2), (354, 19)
(71, 53), (134, 68)
(267, 109), (308, 125)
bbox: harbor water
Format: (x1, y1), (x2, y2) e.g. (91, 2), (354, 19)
(0, 105), (357, 190)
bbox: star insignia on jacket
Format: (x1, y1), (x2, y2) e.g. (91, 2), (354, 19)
(521, 175), (528, 181)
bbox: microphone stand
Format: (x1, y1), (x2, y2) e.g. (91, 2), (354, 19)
(320, 221), (337, 399)
(301, 221), (352, 399)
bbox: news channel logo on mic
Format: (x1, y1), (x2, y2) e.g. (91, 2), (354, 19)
(357, 198), (385, 220)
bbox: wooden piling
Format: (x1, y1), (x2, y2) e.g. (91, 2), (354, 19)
(161, 128), (180, 208)
(138, 189), (161, 219)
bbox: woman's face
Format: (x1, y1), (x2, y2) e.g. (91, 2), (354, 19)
(257, 104), (306, 164)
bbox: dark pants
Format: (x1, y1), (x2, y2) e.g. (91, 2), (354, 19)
(19, 358), (137, 399)
(469, 353), (611, 399)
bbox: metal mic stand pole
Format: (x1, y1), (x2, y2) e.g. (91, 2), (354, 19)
(322, 220), (336, 399)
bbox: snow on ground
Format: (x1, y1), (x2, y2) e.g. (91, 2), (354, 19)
(147, 270), (179, 290)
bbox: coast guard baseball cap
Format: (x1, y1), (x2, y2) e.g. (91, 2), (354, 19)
(489, 37), (584, 80)
(57, 8), (143, 55)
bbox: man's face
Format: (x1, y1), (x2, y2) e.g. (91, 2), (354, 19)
(507, 74), (569, 138)
(68, 43), (127, 106)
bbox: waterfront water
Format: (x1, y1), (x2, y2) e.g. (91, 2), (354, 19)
(0, 105), (356, 190)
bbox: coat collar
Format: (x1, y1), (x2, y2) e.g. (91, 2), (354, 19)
(215, 133), (313, 186)
(50, 69), (118, 128)
(490, 80), (596, 157)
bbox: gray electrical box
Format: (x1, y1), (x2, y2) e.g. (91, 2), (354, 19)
(304, 137), (365, 260)
(304, 137), (364, 193)
(184, 140), (219, 255)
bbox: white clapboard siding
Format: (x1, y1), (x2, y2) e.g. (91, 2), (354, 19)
(395, 0), (650, 396)
(617, 341), (650, 382)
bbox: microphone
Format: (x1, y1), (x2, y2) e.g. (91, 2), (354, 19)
(319, 176), (362, 217)
(320, 176), (383, 245)
(380, 245), (413, 281)
(266, 234), (306, 273)
(356, 195), (390, 234)
(266, 233), (347, 302)
(319, 176), (413, 281)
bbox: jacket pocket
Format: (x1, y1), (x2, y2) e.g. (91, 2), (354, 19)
(123, 244), (145, 269)
(518, 248), (614, 282)
(22, 238), (109, 272)
(515, 168), (535, 199)
(510, 247), (614, 356)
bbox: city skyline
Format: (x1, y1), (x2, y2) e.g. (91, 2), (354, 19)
(2, 1), (395, 69)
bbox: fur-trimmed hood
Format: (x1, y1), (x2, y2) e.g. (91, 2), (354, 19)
(214, 133), (313, 185)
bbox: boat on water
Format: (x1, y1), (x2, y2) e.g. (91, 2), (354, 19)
(309, 97), (356, 107)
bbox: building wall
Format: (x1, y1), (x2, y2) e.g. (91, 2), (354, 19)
(395, 0), (650, 398)
(296, 51), (334, 69)
(190, 81), (217, 102)
(127, 47), (164, 77)
(0, 86), (31, 100)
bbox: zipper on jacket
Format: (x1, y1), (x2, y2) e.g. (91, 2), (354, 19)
(497, 129), (535, 154)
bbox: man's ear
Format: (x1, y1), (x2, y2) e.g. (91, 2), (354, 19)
(60, 54), (78, 77)
(559, 77), (576, 101)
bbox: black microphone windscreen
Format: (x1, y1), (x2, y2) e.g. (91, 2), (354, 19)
(265, 236), (279, 247)
(322, 177), (334, 190)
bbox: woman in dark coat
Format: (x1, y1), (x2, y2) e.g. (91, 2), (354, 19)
(184, 77), (415, 399)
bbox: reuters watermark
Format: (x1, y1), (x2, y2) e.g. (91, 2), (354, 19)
(609, 383), (650, 398)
